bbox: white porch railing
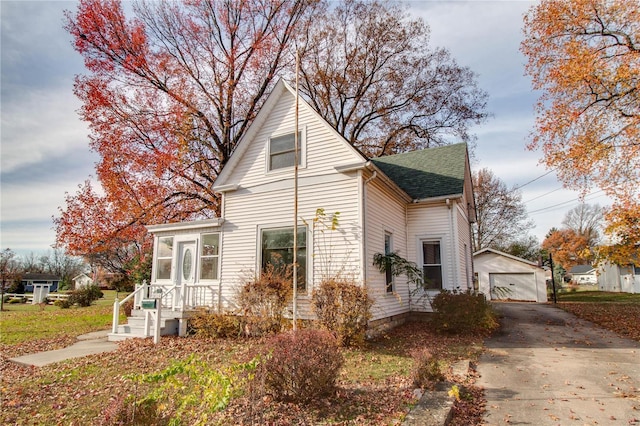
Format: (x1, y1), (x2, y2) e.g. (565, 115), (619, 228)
(111, 281), (218, 340)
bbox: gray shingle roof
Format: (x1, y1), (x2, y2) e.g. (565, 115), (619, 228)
(370, 143), (467, 200)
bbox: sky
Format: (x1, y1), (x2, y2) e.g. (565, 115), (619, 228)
(0, 0), (612, 256)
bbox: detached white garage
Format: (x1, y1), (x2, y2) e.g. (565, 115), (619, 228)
(474, 248), (547, 303)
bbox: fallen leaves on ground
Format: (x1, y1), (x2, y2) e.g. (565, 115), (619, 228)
(0, 321), (487, 425)
(559, 303), (640, 342)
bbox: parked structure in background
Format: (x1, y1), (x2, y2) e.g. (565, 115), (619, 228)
(568, 265), (598, 285)
(72, 273), (94, 290)
(473, 248), (547, 303)
(21, 273), (61, 293)
(598, 263), (640, 294)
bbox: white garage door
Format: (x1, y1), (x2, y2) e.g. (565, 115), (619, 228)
(489, 273), (537, 301)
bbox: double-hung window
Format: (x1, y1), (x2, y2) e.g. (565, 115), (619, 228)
(199, 233), (220, 280)
(384, 233), (393, 293)
(268, 131), (302, 171)
(261, 226), (307, 291)
(421, 240), (443, 290)
(156, 237), (173, 280)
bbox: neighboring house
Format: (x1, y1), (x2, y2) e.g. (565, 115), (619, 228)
(568, 265), (598, 285)
(110, 79), (476, 340)
(73, 273), (94, 290)
(21, 273), (61, 293)
(598, 263), (640, 294)
(474, 248), (547, 303)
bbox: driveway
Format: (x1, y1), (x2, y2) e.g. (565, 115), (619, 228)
(476, 302), (640, 425)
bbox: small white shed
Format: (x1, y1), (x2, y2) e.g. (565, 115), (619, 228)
(474, 248), (547, 302)
(73, 273), (94, 290)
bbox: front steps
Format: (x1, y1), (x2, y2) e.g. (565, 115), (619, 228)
(108, 309), (186, 342)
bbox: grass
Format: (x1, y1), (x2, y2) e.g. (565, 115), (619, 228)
(556, 290), (640, 303)
(0, 290), (128, 345)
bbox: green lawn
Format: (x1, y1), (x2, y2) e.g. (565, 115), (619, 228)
(0, 290), (128, 345)
(556, 290), (640, 303)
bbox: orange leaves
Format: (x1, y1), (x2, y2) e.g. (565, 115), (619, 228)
(522, 0), (640, 263)
(542, 229), (591, 270)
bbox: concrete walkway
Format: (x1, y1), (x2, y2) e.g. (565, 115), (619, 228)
(477, 302), (640, 425)
(8, 330), (118, 367)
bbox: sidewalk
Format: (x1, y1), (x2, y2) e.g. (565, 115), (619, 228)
(8, 330), (118, 367)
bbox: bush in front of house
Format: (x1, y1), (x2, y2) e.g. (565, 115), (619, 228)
(410, 348), (445, 389)
(430, 289), (498, 335)
(312, 279), (373, 347)
(188, 309), (241, 338)
(68, 285), (104, 307)
(237, 265), (293, 336)
(262, 329), (343, 403)
(55, 298), (72, 309)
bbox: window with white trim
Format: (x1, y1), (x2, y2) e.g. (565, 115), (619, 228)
(268, 131), (302, 171)
(200, 233), (220, 280)
(261, 226), (307, 291)
(421, 240), (443, 290)
(384, 232), (393, 293)
(156, 237), (173, 280)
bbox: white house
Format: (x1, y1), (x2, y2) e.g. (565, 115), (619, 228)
(568, 265), (598, 285)
(598, 262), (640, 294)
(109, 80), (476, 340)
(73, 273), (94, 290)
(474, 248), (547, 303)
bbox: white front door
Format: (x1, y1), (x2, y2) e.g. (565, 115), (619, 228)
(177, 241), (197, 286)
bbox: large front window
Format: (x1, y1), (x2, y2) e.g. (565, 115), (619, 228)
(156, 237), (173, 280)
(268, 132), (301, 171)
(421, 240), (442, 290)
(261, 226), (307, 291)
(200, 233), (220, 280)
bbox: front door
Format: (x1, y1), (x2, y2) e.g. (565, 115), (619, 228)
(177, 241), (197, 286)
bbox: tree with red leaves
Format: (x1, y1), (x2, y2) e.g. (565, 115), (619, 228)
(56, 0), (488, 276)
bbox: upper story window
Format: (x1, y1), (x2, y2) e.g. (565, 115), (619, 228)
(156, 237), (173, 280)
(268, 131), (303, 171)
(200, 233), (220, 280)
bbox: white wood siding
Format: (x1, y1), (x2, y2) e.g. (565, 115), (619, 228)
(455, 201), (474, 291)
(218, 89), (364, 316)
(364, 179), (410, 321)
(406, 202), (456, 312)
(474, 251), (547, 302)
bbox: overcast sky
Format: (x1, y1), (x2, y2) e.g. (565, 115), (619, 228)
(0, 0), (611, 256)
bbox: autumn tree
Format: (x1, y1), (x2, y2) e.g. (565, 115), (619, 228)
(297, 0), (488, 156)
(562, 203), (604, 247)
(0, 249), (19, 310)
(57, 0), (489, 273)
(472, 168), (534, 252)
(495, 235), (541, 263)
(522, 0), (640, 262)
(542, 228), (590, 271)
(57, 0), (317, 270)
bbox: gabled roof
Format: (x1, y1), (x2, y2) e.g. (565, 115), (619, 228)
(370, 143), (467, 200)
(474, 248), (542, 268)
(22, 273), (61, 281)
(569, 265), (596, 274)
(213, 78), (366, 189)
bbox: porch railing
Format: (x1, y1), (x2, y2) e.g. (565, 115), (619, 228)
(111, 281), (218, 337)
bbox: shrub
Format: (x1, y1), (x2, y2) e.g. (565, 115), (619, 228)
(7, 297), (24, 304)
(55, 298), (72, 309)
(68, 285), (104, 307)
(312, 279), (373, 347)
(188, 309), (241, 338)
(431, 290), (498, 335)
(410, 348), (444, 389)
(263, 329), (343, 403)
(122, 298), (134, 317)
(237, 265), (293, 336)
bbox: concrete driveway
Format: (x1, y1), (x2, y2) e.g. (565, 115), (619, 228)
(476, 302), (640, 425)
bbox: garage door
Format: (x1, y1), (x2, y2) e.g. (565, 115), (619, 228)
(489, 273), (537, 301)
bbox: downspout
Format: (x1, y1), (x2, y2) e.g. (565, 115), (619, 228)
(361, 168), (378, 286)
(447, 198), (459, 288)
